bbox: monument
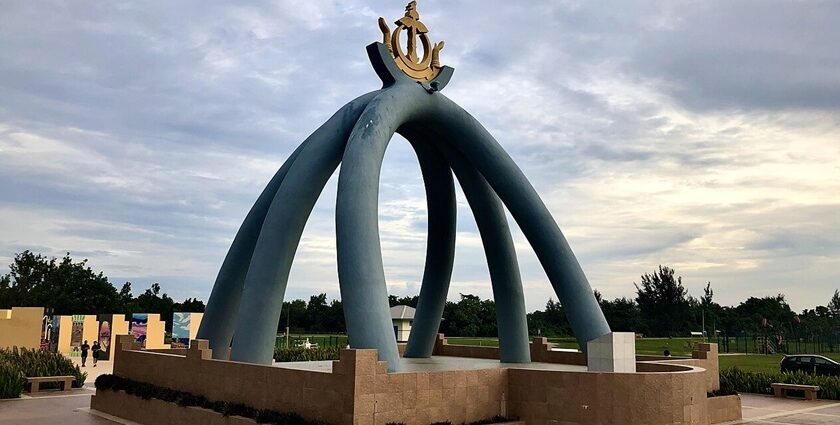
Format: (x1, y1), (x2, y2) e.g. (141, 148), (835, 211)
(91, 4), (741, 424)
(197, 1), (610, 371)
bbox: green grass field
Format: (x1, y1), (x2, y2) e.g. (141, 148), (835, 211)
(718, 353), (840, 374)
(445, 336), (706, 357)
(274, 334), (840, 374)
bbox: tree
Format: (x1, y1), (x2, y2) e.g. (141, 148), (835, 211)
(173, 297), (205, 313)
(389, 294), (419, 307)
(599, 296), (644, 333)
(440, 294), (497, 337)
(279, 299), (307, 332)
(634, 265), (692, 337)
(527, 297), (571, 337)
(0, 251), (120, 314)
(828, 290), (840, 319)
(126, 282), (175, 324)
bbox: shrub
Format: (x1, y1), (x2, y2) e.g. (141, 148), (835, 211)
(96, 374), (331, 425)
(273, 346), (341, 362)
(0, 346), (86, 388)
(0, 362), (26, 399)
(721, 367), (840, 400)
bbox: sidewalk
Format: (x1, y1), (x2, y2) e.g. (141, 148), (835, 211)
(734, 393), (840, 424)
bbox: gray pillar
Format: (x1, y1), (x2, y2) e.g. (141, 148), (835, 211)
(400, 126), (530, 362)
(432, 137), (531, 363)
(427, 95), (612, 350)
(402, 138), (456, 359)
(197, 137), (307, 360)
(336, 89), (421, 371)
(227, 91), (379, 364)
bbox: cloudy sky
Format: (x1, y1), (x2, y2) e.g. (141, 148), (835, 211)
(1, 0), (838, 313)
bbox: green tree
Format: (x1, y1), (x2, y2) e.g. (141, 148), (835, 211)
(388, 294), (419, 307)
(527, 297), (572, 337)
(828, 290), (840, 320)
(441, 294), (497, 337)
(599, 296), (644, 333)
(0, 251), (120, 314)
(634, 265), (692, 337)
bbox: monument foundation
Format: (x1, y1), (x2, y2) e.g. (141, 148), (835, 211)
(90, 335), (741, 425)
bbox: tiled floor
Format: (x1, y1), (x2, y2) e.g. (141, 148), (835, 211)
(735, 393), (840, 424)
(0, 393), (116, 425)
(276, 355), (589, 373)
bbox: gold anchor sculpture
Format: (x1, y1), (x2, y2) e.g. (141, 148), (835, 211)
(378, 1), (444, 82)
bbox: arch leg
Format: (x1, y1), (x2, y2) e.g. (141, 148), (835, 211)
(335, 83), (609, 355)
(402, 138), (456, 358)
(228, 91), (379, 364)
(403, 126), (530, 362)
(197, 138), (307, 359)
(428, 95), (612, 349)
(435, 140), (531, 363)
(335, 91), (420, 371)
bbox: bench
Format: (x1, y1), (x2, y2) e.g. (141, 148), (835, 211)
(771, 383), (820, 400)
(25, 376), (75, 394)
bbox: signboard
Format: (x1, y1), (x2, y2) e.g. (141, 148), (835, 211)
(97, 314), (113, 361)
(131, 313), (148, 347)
(70, 315), (84, 357)
(171, 312), (191, 349)
(49, 315), (61, 353)
(40, 315), (51, 351)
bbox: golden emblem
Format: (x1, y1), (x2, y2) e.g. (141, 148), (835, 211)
(378, 1), (444, 82)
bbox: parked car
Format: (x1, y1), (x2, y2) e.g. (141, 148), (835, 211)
(780, 355), (840, 376)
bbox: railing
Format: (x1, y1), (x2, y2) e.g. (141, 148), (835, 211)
(274, 334), (348, 349)
(716, 332), (840, 355)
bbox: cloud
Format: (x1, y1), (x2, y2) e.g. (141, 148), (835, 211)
(0, 0), (838, 314)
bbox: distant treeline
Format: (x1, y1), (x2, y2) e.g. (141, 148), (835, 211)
(3, 251), (838, 338)
(0, 251), (204, 328)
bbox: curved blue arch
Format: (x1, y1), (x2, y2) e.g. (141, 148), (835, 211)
(336, 82), (609, 370)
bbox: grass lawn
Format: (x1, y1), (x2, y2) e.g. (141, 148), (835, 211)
(719, 353), (840, 374)
(445, 336), (707, 357)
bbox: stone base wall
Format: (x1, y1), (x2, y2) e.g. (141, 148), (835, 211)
(707, 394), (742, 424)
(93, 335), (737, 425)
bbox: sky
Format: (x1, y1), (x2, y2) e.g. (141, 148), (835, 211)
(0, 0), (838, 313)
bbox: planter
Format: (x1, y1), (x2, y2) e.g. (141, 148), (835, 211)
(92, 389), (256, 425)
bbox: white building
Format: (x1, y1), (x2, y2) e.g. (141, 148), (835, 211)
(390, 305), (415, 342)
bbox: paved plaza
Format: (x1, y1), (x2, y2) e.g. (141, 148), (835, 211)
(276, 355), (589, 373)
(734, 393), (840, 424)
(4, 373), (840, 425)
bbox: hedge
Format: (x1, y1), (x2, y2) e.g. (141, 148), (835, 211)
(0, 346), (86, 389)
(273, 346), (340, 362)
(0, 362), (26, 399)
(96, 374), (333, 425)
(721, 367), (840, 400)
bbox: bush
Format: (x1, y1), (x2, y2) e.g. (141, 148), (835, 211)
(0, 362), (26, 399)
(0, 346), (86, 388)
(273, 346), (341, 362)
(721, 367), (840, 400)
(96, 374), (331, 425)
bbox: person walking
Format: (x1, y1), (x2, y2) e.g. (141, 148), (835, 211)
(80, 340), (90, 367)
(92, 341), (101, 367)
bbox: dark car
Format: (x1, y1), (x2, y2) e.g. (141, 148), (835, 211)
(780, 355), (840, 376)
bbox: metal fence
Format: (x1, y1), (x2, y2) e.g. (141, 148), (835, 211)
(274, 334), (348, 349)
(716, 332), (840, 355)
